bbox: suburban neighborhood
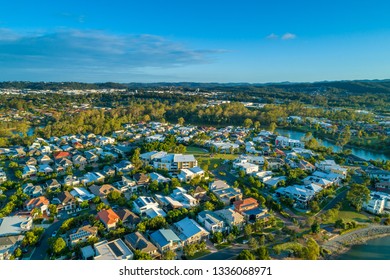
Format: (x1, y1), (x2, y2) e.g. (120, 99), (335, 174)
(1, 115), (390, 260)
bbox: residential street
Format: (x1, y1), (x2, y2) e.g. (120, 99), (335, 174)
(315, 188), (348, 217)
(197, 244), (248, 260)
(30, 220), (62, 260)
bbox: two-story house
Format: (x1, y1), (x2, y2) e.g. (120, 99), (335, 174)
(197, 210), (225, 233)
(172, 217), (209, 245)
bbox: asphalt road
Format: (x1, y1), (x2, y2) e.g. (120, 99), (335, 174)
(212, 164), (238, 186)
(315, 188), (348, 217)
(30, 220), (62, 260)
(197, 244), (248, 260)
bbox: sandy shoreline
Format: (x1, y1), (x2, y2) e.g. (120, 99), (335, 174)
(321, 225), (390, 259)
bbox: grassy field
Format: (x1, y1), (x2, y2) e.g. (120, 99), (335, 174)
(185, 146), (209, 155)
(185, 145), (238, 168)
(197, 154), (238, 167)
(324, 201), (371, 223)
(273, 241), (304, 253)
(337, 210), (370, 223)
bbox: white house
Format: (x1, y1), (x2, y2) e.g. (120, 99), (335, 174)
(22, 165), (37, 178)
(70, 187), (95, 202)
(276, 184), (322, 208)
(171, 187), (198, 208)
(149, 172), (171, 183)
(275, 136), (305, 148)
(197, 211), (225, 233)
(94, 239), (133, 260)
(97, 136), (115, 146)
(177, 166), (205, 182)
(315, 160), (338, 172)
(133, 196), (160, 214)
(152, 154), (197, 172)
(140, 151), (168, 165)
(206, 141), (239, 152)
(363, 192), (390, 214)
(146, 134), (165, 142)
(80, 172), (105, 185)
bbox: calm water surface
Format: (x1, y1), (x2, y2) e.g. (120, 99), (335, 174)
(337, 235), (390, 260)
(275, 128), (390, 161)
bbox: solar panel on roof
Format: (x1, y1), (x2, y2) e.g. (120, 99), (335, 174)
(108, 242), (123, 257)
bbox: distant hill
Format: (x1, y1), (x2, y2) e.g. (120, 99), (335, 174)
(1, 79), (390, 95)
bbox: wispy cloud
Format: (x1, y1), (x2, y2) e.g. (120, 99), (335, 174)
(266, 32), (297, 40)
(0, 29), (225, 81)
(281, 33), (297, 40)
(266, 33), (279, 40)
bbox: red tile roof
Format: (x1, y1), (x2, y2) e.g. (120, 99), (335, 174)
(97, 209), (119, 226)
(233, 198), (259, 212)
(25, 196), (49, 208)
(54, 151), (70, 159)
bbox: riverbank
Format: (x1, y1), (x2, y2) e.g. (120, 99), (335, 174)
(275, 126), (390, 161)
(321, 225), (390, 259)
(277, 125), (390, 156)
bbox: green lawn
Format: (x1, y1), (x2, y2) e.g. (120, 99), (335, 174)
(197, 154), (237, 167)
(185, 146), (209, 155)
(216, 243), (231, 250)
(273, 242), (304, 253)
(324, 202), (371, 223)
(338, 210), (370, 223)
(213, 154), (238, 160)
(186, 144), (238, 168)
(197, 157), (224, 168)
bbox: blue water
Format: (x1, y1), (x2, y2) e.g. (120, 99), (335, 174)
(337, 235), (390, 260)
(275, 128), (390, 161)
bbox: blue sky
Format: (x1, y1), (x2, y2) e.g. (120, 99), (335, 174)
(1, 0), (390, 82)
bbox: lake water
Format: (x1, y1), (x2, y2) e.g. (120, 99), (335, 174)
(337, 235), (390, 260)
(275, 128), (390, 161)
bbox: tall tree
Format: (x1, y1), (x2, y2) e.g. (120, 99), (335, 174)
(162, 250), (176, 260)
(269, 122), (277, 133)
(244, 224), (253, 237)
(255, 246), (270, 260)
(346, 184), (370, 212)
(177, 117), (185, 126)
(254, 121), (261, 131)
(243, 118), (253, 128)
(131, 148), (143, 170)
(51, 237), (66, 255)
(237, 250), (256, 260)
(305, 238), (320, 260)
(337, 125), (351, 147)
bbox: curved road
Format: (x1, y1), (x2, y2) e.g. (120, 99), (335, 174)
(315, 188), (348, 217)
(30, 220), (62, 260)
